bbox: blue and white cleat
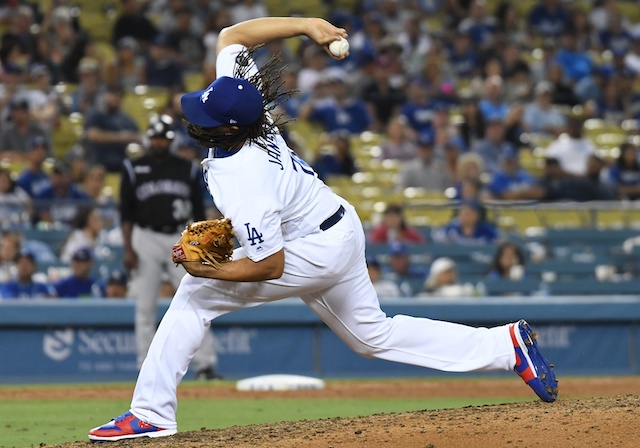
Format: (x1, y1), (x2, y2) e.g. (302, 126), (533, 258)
(510, 319), (558, 402)
(88, 411), (177, 442)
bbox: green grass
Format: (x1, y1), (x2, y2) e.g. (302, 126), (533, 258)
(0, 381), (529, 448)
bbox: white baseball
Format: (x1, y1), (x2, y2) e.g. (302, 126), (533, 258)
(328, 38), (349, 57)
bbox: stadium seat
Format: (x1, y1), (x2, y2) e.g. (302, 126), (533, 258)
(482, 279), (542, 296)
(79, 11), (116, 42)
(184, 71), (205, 91)
(495, 208), (541, 233)
(122, 86), (169, 130)
(53, 113), (84, 159)
(526, 260), (598, 280)
(454, 261), (490, 282)
(596, 209), (628, 228)
(616, 1), (640, 22)
(404, 207), (453, 227)
(23, 228), (71, 258)
(366, 243), (496, 264)
(104, 173), (121, 199)
(547, 279), (640, 296)
(536, 228), (638, 247)
(536, 209), (591, 228)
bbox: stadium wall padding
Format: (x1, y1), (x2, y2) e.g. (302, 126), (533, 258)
(1, 297), (639, 383)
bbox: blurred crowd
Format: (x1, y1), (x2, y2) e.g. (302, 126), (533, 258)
(2, 0), (640, 299)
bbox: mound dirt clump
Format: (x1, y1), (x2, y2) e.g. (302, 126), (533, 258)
(48, 395), (640, 448)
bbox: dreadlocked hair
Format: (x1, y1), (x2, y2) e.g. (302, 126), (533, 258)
(184, 45), (296, 152)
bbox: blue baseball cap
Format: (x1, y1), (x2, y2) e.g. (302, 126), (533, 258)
(72, 247), (93, 262)
(28, 135), (48, 150)
(180, 76), (264, 128)
(17, 249), (36, 262)
(107, 269), (127, 285)
(500, 147), (518, 160)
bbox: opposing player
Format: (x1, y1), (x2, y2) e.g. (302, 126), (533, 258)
(89, 17), (557, 442)
(119, 114), (220, 379)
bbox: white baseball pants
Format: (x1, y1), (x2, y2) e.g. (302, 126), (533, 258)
(130, 200), (515, 429)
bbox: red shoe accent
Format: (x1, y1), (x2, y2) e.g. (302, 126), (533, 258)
(510, 323), (536, 382)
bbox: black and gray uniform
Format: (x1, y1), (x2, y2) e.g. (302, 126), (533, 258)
(120, 152), (217, 374)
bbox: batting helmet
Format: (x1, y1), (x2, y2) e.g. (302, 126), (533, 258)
(146, 114), (175, 140)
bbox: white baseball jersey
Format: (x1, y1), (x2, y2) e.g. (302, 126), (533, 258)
(128, 44), (519, 431)
(203, 44), (341, 262)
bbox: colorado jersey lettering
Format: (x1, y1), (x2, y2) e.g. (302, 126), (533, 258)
(120, 156), (204, 230)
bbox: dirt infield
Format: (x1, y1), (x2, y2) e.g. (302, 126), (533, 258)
(23, 377), (640, 448)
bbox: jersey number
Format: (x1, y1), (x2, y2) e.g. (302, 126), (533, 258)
(289, 149), (316, 176)
(172, 199), (192, 221)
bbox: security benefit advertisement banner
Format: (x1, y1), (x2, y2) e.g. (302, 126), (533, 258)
(0, 324), (636, 382)
(0, 326), (314, 383)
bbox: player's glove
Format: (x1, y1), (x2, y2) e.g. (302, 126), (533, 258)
(171, 218), (235, 268)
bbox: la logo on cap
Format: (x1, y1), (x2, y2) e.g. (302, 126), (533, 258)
(201, 87), (213, 103)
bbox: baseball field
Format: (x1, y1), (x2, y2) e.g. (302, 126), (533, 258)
(2, 376), (639, 448)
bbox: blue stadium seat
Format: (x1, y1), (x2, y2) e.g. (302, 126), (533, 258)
(547, 279), (640, 296)
(22, 228), (70, 258)
(482, 279), (542, 297)
(453, 261), (489, 283)
(526, 261), (597, 280)
(528, 229), (638, 248)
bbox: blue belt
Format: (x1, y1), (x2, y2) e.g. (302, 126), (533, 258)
(320, 205), (345, 231)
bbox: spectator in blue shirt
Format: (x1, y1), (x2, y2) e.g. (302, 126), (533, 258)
(555, 32), (593, 82)
(522, 81), (566, 136)
(16, 136), (51, 198)
(597, 13), (632, 55)
(478, 75), (509, 121)
(84, 85), (141, 173)
(384, 241), (428, 297)
(143, 34), (184, 90)
(0, 250), (55, 299)
(527, 0), (570, 37)
(399, 79), (434, 135)
(471, 117), (516, 174)
(300, 74), (372, 134)
(447, 32), (478, 79)
(488, 148), (536, 200)
(434, 199), (499, 246)
(312, 131), (357, 182)
(457, 0), (496, 48)
(54, 247), (100, 299)
(498, 156), (618, 202)
(608, 142), (640, 200)
(34, 162), (91, 225)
